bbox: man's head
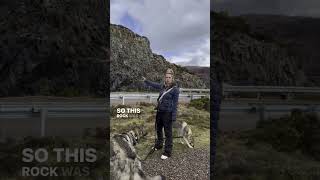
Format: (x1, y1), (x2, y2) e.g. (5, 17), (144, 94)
(165, 68), (174, 86)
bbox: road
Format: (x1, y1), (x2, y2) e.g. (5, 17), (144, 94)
(110, 92), (209, 105)
(1, 96), (320, 136)
(219, 99), (320, 131)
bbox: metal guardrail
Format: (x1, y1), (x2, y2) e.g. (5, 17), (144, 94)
(119, 86), (320, 95)
(0, 104), (107, 137)
(222, 85), (320, 100)
(110, 85), (320, 104)
(110, 93), (210, 105)
(221, 103), (320, 122)
(223, 85), (320, 93)
(1, 86), (320, 136)
(179, 88), (210, 93)
(1, 99), (319, 137)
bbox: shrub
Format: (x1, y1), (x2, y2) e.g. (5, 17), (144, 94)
(251, 109), (320, 159)
(189, 97), (210, 111)
(57, 87), (81, 97)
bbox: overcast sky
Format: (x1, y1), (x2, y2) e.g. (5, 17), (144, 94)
(212, 0), (320, 17)
(111, 0), (210, 67)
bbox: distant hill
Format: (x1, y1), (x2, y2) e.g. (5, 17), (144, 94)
(184, 66), (210, 87)
(110, 24), (207, 91)
(212, 12), (320, 86)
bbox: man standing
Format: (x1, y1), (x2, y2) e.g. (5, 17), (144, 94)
(142, 68), (179, 160)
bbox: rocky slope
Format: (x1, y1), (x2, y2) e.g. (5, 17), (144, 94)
(0, 0), (109, 97)
(110, 24), (207, 91)
(184, 66), (210, 87)
(212, 12), (315, 86)
(242, 14), (320, 86)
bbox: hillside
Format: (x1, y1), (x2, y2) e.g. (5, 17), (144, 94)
(242, 14), (320, 86)
(215, 110), (320, 180)
(184, 66), (210, 87)
(0, 0), (109, 97)
(212, 12), (320, 86)
(110, 24), (207, 91)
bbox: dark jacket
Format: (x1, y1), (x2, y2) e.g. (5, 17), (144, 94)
(144, 80), (179, 121)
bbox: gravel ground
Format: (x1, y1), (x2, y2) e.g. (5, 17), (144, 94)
(142, 148), (209, 180)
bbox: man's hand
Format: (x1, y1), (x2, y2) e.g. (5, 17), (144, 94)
(141, 76), (146, 81)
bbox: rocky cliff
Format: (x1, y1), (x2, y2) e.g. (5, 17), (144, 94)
(212, 12), (313, 86)
(0, 0), (109, 97)
(110, 24), (207, 91)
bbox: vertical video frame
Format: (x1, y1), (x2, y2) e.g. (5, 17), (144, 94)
(110, 0), (210, 179)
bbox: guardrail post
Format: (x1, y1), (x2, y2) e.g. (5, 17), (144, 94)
(121, 96), (125, 105)
(258, 105), (265, 121)
(0, 104), (2, 141)
(0, 128), (5, 142)
(286, 93), (294, 101)
(40, 108), (47, 137)
(190, 94), (193, 101)
(257, 92), (261, 100)
(148, 96), (152, 103)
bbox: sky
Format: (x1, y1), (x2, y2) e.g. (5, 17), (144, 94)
(111, 0), (210, 67)
(212, 0), (320, 17)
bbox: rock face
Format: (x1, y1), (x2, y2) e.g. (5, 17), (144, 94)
(110, 24), (207, 91)
(212, 12), (313, 86)
(0, 0), (109, 97)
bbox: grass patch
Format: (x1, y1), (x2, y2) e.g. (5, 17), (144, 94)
(111, 103), (210, 156)
(189, 97), (210, 111)
(215, 110), (320, 180)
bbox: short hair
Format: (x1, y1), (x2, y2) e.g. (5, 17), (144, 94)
(165, 68), (175, 82)
(166, 68), (174, 75)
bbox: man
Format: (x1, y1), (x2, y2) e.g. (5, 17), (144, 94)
(142, 68), (179, 160)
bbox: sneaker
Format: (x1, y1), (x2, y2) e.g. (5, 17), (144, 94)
(161, 152), (171, 160)
(161, 154), (168, 160)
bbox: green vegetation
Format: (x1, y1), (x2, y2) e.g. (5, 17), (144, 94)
(189, 97), (210, 111)
(39, 78), (51, 96)
(215, 110), (320, 180)
(111, 103), (210, 158)
(251, 109), (320, 159)
(56, 87), (81, 97)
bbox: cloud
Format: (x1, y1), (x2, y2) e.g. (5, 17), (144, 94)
(111, 0), (210, 67)
(170, 38), (210, 67)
